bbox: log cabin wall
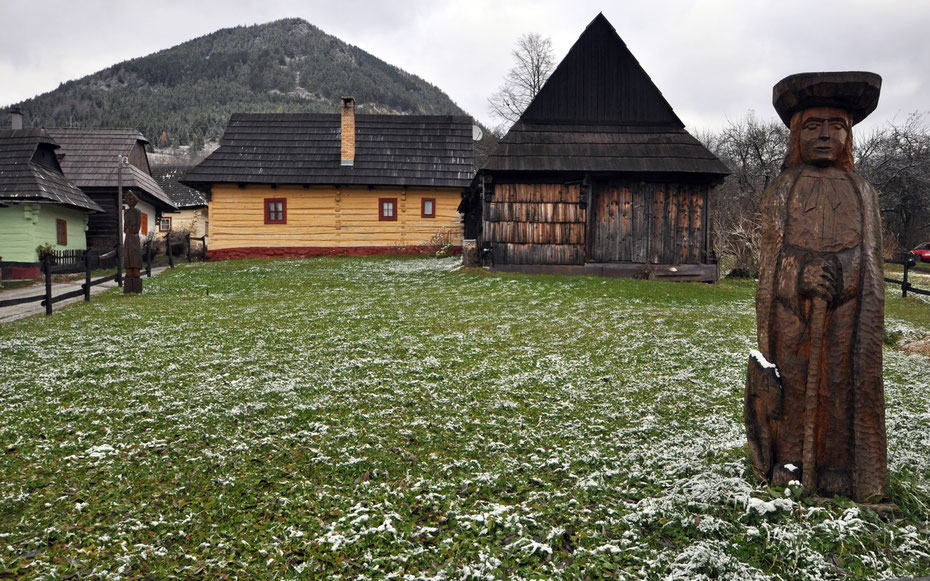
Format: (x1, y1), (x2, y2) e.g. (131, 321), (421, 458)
(483, 182), (585, 265)
(588, 180), (710, 265)
(483, 179), (710, 267)
(209, 184), (463, 251)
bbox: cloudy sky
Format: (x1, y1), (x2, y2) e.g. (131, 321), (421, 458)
(1, 0), (928, 135)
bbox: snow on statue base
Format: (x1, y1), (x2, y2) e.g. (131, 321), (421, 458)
(744, 72), (887, 503)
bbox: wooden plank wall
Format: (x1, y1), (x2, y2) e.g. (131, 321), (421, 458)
(86, 191), (119, 250)
(209, 185), (463, 250)
(483, 183), (585, 265)
(588, 180), (709, 265)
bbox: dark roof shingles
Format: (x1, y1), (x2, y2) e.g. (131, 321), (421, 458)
(483, 123), (731, 175)
(0, 129), (103, 212)
(182, 114), (474, 188)
(150, 165), (207, 208)
(45, 128), (176, 210)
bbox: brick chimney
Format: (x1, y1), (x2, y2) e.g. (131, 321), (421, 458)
(340, 97), (355, 167)
(9, 107), (23, 130)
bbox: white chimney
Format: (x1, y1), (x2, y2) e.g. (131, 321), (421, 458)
(10, 107), (23, 130)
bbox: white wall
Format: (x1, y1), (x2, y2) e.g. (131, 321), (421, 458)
(121, 199), (157, 242)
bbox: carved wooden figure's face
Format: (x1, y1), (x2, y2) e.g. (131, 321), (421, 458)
(799, 107), (850, 167)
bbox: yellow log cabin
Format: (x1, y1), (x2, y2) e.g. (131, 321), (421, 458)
(182, 99), (473, 259)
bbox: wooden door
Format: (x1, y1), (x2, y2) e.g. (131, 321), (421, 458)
(589, 180), (710, 265)
(589, 181), (635, 262)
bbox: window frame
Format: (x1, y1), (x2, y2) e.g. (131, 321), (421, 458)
(159, 217), (172, 232)
(56, 219), (67, 246)
(421, 197), (436, 218)
(264, 198), (287, 224)
(379, 197), (398, 221)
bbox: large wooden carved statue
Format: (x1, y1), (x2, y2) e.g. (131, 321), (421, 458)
(123, 192), (143, 294)
(745, 72), (886, 502)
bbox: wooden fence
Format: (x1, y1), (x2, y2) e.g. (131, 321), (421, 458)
(885, 254), (930, 298)
(0, 234), (208, 317)
(0, 246), (122, 316)
(154, 231), (207, 270)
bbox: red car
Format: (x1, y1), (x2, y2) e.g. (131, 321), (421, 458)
(911, 242), (930, 262)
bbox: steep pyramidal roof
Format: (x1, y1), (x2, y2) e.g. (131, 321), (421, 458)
(483, 13), (729, 178)
(522, 13), (682, 126)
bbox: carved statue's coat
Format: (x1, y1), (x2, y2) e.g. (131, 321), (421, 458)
(747, 166), (886, 502)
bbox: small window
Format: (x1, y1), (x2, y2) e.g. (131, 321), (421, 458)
(421, 198), (436, 218)
(265, 198), (287, 224)
(159, 217), (172, 232)
(56, 219), (67, 246)
(379, 198), (398, 221)
(141, 213), (149, 235)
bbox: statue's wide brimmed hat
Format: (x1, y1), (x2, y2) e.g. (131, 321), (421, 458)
(773, 71), (882, 126)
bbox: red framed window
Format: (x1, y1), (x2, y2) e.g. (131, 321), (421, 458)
(56, 219), (67, 246)
(141, 213), (148, 235)
(421, 198), (436, 218)
(264, 198), (287, 224)
(379, 198), (397, 221)
(159, 217), (172, 232)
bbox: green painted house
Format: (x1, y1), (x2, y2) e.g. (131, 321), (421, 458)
(0, 125), (103, 279)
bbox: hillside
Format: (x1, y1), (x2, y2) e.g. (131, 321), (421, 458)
(1, 19), (468, 152)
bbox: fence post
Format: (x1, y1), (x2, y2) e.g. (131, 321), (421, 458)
(201, 236), (207, 261)
(903, 254), (911, 298)
(116, 244), (123, 287)
(166, 232), (175, 268)
(84, 250), (92, 302)
(43, 253), (53, 315)
(186, 233), (192, 263)
(145, 239), (152, 278)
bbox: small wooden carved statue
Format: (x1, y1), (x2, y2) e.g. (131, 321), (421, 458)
(745, 72), (886, 502)
(123, 192), (143, 294)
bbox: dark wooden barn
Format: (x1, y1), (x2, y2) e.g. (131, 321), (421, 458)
(467, 13), (730, 281)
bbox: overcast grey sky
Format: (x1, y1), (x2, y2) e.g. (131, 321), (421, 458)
(1, 0), (928, 135)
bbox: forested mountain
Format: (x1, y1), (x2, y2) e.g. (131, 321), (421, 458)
(1, 19), (468, 151)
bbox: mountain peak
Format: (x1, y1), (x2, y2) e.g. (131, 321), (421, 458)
(3, 19), (466, 149)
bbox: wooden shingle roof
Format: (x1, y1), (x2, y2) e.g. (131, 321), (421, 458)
(482, 14), (729, 178)
(45, 128), (176, 210)
(150, 165), (207, 209)
(0, 129), (103, 212)
(181, 114), (474, 189)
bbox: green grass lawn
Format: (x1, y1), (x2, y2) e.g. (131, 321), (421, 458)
(1, 256), (928, 579)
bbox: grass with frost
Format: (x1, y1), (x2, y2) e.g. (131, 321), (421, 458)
(1, 255), (928, 579)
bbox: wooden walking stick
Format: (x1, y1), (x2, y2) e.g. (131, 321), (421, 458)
(802, 297), (828, 493)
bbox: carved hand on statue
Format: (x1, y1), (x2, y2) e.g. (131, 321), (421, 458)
(800, 256), (841, 302)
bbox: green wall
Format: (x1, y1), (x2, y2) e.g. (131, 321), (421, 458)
(0, 203), (89, 262)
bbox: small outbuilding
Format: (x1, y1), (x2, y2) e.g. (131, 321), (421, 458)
(181, 99), (473, 260)
(468, 13), (730, 281)
(150, 165), (209, 238)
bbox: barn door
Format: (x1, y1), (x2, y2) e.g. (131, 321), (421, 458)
(588, 181), (636, 263)
(589, 181), (710, 265)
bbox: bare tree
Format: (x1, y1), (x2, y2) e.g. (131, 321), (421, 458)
(855, 113), (930, 253)
(487, 33), (555, 129)
(700, 110), (930, 273)
(700, 112), (788, 277)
